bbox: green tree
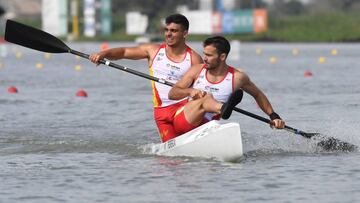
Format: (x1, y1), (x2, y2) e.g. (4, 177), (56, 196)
(269, 0), (305, 18)
(285, 0), (305, 15)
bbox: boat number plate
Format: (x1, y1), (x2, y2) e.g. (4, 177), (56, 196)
(167, 139), (176, 149)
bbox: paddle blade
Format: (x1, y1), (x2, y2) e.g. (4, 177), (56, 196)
(285, 126), (357, 151)
(303, 132), (358, 152)
(315, 136), (357, 152)
(5, 20), (69, 53)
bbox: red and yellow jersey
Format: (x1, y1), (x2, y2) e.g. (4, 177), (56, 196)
(149, 44), (193, 108)
(193, 65), (235, 120)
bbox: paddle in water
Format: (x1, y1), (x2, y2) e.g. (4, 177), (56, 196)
(233, 107), (357, 151)
(4, 20), (357, 152)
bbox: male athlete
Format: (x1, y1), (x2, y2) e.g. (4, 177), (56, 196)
(168, 36), (285, 135)
(89, 14), (203, 142)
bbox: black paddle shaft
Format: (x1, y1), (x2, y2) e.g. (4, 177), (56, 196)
(69, 49), (175, 87)
(232, 107), (312, 137)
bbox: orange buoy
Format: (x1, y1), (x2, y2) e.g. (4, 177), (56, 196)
(36, 62), (44, 69)
(74, 64), (82, 71)
(76, 89), (88, 97)
(269, 56), (277, 64)
(318, 57), (326, 63)
(8, 86), (18, 93)
(256, 48), (262, 55)
(331, 49), (338, 55)
(292, 49), (299, 56)
(100, 42), (110, 51)
(304, 71), (313, 77)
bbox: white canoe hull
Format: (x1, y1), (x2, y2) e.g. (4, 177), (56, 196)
(152, 120), (243, 162)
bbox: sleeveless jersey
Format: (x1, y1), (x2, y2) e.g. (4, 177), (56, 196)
(193, 65), (235, 120)
(150, 44), (193, 108)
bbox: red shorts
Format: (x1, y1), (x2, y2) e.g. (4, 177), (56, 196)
(154, 100), (187, 142)
(154, 99), (209, 142)
(173, 109), (209, 136)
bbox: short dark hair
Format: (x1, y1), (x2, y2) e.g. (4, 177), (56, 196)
(165, 14), (189, 31)
(203, 36), (231, 56)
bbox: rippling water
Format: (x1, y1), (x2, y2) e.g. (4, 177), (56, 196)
(1, 42), (359, 202)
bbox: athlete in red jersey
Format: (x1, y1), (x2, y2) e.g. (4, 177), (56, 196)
(169, 36), (285, 135)
(89, 14), (203, 142)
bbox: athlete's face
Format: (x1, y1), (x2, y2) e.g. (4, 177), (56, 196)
(164, 23), (187, 46)
(203, 45), (222, 70)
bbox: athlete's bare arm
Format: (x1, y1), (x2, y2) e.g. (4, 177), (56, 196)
(169, 64), (205, 100)
(89, 43), (160, 64)
(233, 68), (285, 128)
(233, 69), (275, 115)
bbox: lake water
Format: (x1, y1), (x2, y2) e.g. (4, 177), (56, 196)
(1, 42), (359, 202)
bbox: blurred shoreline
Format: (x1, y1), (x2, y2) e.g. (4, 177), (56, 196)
(1, 11), (360, 43)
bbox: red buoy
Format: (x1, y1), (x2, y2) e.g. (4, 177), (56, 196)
(100, 42), (109, 51)
(304, 71), (313, 77)
(76, 89), (88, 97)
(7, 86), (18, 93)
